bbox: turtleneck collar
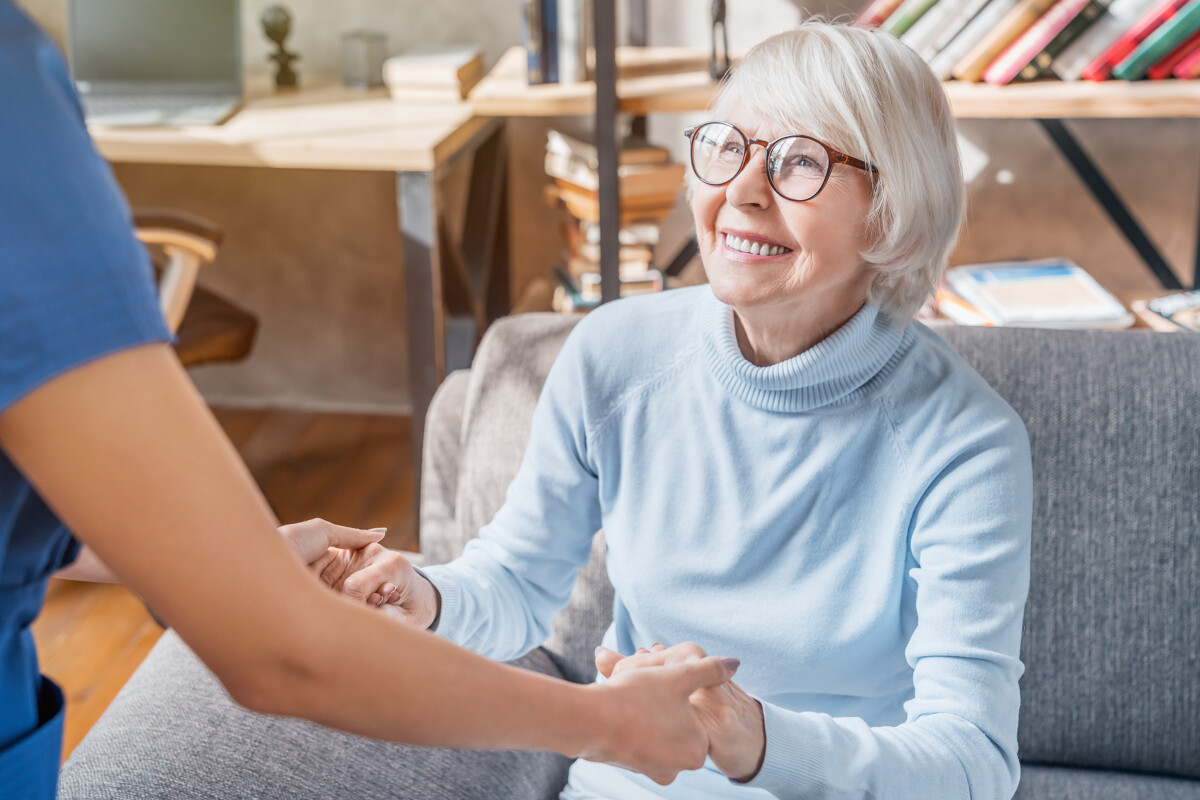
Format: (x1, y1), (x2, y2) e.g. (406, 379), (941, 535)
(699, 286), (913, 413)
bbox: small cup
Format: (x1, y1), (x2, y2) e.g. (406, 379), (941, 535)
(342, 30), (387, 88)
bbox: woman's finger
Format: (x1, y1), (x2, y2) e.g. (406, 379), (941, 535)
(323, 522), (387, 550)
(594, 646), (622, 678)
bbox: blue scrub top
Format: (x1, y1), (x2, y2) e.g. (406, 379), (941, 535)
(0, 3), (171, 796)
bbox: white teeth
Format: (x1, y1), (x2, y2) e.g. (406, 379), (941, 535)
(725, 233), (789, 256)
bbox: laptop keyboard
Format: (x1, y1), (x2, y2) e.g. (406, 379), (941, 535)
(82, 95), (239, 125)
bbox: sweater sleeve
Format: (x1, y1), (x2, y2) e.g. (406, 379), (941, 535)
(420, 324), (603, 661)
(741, 415), (1033, 800)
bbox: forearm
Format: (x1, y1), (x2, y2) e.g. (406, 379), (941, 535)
(53, 544), (119, 582)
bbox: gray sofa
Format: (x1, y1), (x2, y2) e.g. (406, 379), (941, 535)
(59, 313), (1200, 799)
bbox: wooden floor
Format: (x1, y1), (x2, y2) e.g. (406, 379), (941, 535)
(31, 409), (416, 761)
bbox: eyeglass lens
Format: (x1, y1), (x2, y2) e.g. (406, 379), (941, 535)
(690, 122), (830, 202)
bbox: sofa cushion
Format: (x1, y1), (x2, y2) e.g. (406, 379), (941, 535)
(937, 326), (1200, 780)
(1015, 764), (1200, 799)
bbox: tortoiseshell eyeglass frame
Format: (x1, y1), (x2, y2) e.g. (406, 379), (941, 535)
(684, 121), (879, 202)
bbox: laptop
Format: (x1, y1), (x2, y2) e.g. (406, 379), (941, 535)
(68, 0), (243, 127)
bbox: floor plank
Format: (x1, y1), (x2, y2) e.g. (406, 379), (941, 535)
(31, 409), (416, 762)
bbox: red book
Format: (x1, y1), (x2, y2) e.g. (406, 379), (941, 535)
(1080, 0), (1190, 79)
(855, 0), (907, 27)
(984, 0), (1095, 84)
(1174, 38), (1200, 73)
(1146, 27), (1200, 76)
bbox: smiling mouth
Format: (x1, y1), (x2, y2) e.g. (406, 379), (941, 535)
(723, 233), (793, 257)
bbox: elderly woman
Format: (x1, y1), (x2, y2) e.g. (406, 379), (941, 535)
(323, 20), (1034, 800)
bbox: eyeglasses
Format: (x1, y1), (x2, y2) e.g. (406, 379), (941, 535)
(684, 121), (878, 203)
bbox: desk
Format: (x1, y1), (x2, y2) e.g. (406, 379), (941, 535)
(90, 81), (509, 511)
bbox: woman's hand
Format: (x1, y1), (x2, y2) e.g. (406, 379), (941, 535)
(581, 655), (742, 785)
(596, 642), (767, 783)
(277, 518), (386, 567)
(310, 542), (439, 629)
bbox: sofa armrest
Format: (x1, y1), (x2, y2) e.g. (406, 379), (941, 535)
(419, 369), (470, 566)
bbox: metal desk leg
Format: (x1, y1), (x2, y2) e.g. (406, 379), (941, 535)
(1039, 118), (1185, 291)
(398, 170), (443, 526)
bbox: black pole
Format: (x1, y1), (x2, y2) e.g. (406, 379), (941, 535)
(594, 0), (620, 303)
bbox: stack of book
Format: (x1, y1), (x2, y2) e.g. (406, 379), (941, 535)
(382, 46), (484, 102)
(929, 258), (1136, 328)
(856, 0), (1200, 82)
(545, 130), (683, 312)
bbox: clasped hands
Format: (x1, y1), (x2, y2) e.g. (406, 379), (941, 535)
(279, 519), (764, 784)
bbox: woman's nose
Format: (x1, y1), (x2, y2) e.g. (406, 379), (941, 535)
(725, 146), (774, 208)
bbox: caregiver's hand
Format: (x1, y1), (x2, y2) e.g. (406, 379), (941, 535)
(596, 642), (766, 783)
(585, 654), (741, 785)
(278, 518), (386, 567)
(311, 543), (439, 629)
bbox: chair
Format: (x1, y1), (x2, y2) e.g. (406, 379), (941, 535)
(132, 208), (257, 367)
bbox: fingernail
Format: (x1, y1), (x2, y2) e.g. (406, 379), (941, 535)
(369, 527), (387, 533)
(721, 657), (740, 675)
(636, 647), (649, 654)
(594, 646), (606, 657)
(382, 584), (395, 595)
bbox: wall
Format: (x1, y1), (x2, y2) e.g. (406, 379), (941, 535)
(17, 0), (1198, 412)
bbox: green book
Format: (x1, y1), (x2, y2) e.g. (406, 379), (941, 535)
(1018, 0), (1112, 80)
(1112, 0), (1200, 79)
(881, 0), (942, 36)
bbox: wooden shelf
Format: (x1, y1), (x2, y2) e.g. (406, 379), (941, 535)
(470, 45), (1200, 119)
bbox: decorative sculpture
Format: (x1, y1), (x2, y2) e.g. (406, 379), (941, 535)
(710, 0), (731, 80)
(262, 5), (299, 88)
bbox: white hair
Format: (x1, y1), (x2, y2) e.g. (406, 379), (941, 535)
(698, 20), (964, 322)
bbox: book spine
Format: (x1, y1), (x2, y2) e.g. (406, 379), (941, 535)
(1017, 0), (1110, 80)
(1173, 33), (1200, 71)
(930, 0), (1025, 77)
(1052, 0), (1160, 79)
(557, 0), (588, 85)
(1079, 0), (1189, 80)
(541, 0), (559, 83)
(919, 0), (996, 60)
(523, 0), (545, 85)
(1146, 27), (1200, 75)
(952, 0), (1061, 81)
(855, 0), (908, 27)
(902, 0), (970, 53)
(882, 0), (943, 35)
(984, 0), (1093, 84)
(1111, 0), (1200, 78)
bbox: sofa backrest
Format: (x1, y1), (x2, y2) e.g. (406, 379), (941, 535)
(423, 312), (1200, 779)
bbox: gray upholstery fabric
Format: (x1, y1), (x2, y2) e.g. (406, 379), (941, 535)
(445, 313), (613, 684)
(419, 369), (470, 567)
(58, 631), (571, 800)
(1015, 765), (1200, 799)
(936, 327), (1200, 780)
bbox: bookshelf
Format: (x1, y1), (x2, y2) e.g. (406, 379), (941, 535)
(470, 40), (1200, 298)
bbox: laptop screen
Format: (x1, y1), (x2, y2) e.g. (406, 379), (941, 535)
(69, 0), (241, 93)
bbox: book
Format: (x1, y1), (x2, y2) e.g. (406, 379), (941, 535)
(1131, 290), (1200, 331)
(523, 0), (546, 84)
(551, 181), (677, 224)
(578, 269), (665, 302)
(1146, 27), (1200, 76)
(933, 281), (995, 325)
(386, 85), (472, 103)
(545, 151), (686, 198)
(916, 0), (998, 60)
(985, 0), (1103, 83)
(1111, 0), (1200, 78)
(1015, 0), (1111, 81)
(1173, 34), (1200, 71)
(580, 220), (661, 246)
(856, 0), (909, 26)
(903, 0), (979, 54)
(953, 0), (1061, 81)
(557, 0), (588, 85)
(546, 129), (671, 169)
(1052, 0), (1161, 79)
(1079, 0), (1191, 79)
(541, 0), (559, 83)
(382, 46), (484, 88)
(883, 0), (944, 36)
(930, 0), (1025, 77)
(943, 259), (1134, 328)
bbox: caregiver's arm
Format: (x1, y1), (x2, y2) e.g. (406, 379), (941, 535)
(735, 419), (1034, 800)
(0, 342), (733, 784)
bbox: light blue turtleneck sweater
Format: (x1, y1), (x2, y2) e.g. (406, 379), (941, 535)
(423, 284), (1033, 800)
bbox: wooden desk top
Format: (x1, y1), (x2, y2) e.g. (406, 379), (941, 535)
(470, 45), (1200, 119)
(89, 80), (494, 172)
